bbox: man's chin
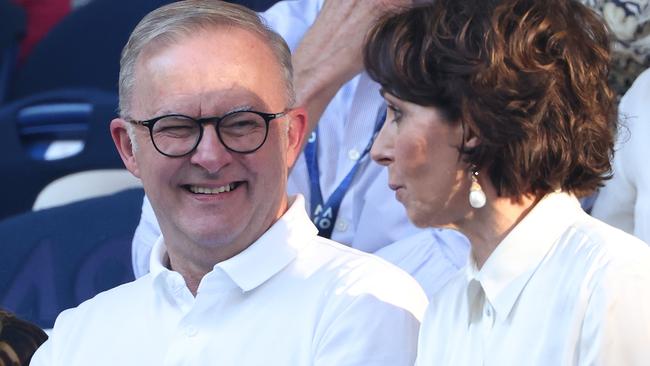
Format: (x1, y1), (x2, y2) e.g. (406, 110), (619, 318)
(186, 228), (242, 249)
(175, 230), (249, 264)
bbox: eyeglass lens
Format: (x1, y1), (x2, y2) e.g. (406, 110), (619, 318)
(151, 111), (269, 156)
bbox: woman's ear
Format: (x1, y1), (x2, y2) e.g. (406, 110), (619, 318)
(460, 121), (480, 150)
(465, 135), (480, 149)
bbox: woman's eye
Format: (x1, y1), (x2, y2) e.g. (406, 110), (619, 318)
(387, 104), (403, 124)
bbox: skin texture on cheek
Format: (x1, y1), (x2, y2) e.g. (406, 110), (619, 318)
(382, 98), (471, 229)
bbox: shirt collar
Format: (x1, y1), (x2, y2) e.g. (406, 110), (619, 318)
(149, 195), (317, 293)
(150, 235), (170, 277)
(215, 195), (316, 292)
(465, 192), (583, 321)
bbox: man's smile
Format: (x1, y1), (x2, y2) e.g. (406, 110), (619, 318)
(183, 182), (244, 195)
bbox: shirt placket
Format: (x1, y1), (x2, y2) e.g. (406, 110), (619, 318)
(333, 74), (383, 244)
(163, 272), (235, 365)
(479, 285), (497, 366)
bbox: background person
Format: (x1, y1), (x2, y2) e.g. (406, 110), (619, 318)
(364, 0), (650, 364)
(592, 68), (650, 244)
(580, 0), (650, 98)
(30, 1), (427, 364)
(0, 309), (47, 366)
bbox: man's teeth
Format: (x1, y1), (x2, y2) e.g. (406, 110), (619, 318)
(189, 184), (234, 194)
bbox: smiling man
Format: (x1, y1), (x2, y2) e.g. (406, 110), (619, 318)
(29, 1), (427, 365)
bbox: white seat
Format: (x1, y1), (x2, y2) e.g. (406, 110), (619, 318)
(33, 169), (142, 211)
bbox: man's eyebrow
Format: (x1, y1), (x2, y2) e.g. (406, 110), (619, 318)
(226, 104), (253, 114)
(156, 104), (255, 118)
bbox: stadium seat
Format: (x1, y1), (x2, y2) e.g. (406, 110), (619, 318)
(0, 88), (124, 219)
(6, 0), (279, 101)
(0, 0), (25, 104)
(0, 188), (143, 329)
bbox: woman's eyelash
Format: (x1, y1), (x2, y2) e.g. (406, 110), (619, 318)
(387, 104), (402, 122)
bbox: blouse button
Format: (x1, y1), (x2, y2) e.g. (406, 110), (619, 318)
(335, 219), (349, 232)
(484, 306), (492, 318)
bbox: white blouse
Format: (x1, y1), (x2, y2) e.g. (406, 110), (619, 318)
(416, 192), (650, 365)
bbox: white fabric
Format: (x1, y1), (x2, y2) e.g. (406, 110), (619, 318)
(375, 228), (469, 299)
(416, 192), (650, 366)
(131, 0), (467, 293)
(592, 68), (650, 245)
(32, 195), (428, 366)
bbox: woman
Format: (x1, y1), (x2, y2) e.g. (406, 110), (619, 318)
(364, 0), (650, 364)
(0, 309), (47, 366)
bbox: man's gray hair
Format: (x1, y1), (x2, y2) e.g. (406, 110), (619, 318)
(118, 0), (294, 119)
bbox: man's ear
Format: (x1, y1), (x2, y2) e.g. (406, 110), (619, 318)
(286, 107), (308, 169)
(110, 118), (141, 178)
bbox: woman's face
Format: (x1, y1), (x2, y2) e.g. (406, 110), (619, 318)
(371, 92), (472, 228)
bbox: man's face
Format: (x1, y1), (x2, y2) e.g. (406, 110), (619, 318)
(112, 26), (305, 266)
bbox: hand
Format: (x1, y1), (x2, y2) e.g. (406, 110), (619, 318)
(292, 0), (416, 141)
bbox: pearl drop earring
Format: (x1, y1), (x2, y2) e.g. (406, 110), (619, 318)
(469, 167), (486, 209)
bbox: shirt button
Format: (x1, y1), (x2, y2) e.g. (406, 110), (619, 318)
(185, 326), (198, 337)
(335, 219), (349, 232)
(485, 306), (492, 317)
(348, 149), (361, 161)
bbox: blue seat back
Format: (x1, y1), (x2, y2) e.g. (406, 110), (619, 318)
(0, 88), (123, 219)
(0, 188), (142, 329)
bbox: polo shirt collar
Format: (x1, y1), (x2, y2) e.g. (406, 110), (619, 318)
(149, 195), (317, 293)
(466, 192), (582, 321)
(215, 195), (316, 292)
(150, 235), (170, 278)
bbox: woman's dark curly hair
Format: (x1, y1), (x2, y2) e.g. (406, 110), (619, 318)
(364, 0), (617, 198)
(0, 310), (47, 366)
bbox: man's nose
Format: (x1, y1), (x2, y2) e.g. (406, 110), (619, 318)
(190, 124), (233, 174)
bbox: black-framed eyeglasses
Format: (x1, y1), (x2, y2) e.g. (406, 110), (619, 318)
(127, 109), (288, 157)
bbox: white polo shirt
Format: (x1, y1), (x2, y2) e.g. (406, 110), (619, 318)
(32, 196), (428, 366)
(415, 192), (650, 365)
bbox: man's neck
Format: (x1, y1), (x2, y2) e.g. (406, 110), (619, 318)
(163, 236), (257, 295)
(159, 197), (293, 296)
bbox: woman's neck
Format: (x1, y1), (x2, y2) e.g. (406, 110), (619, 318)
(459, 192), (539, 270)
